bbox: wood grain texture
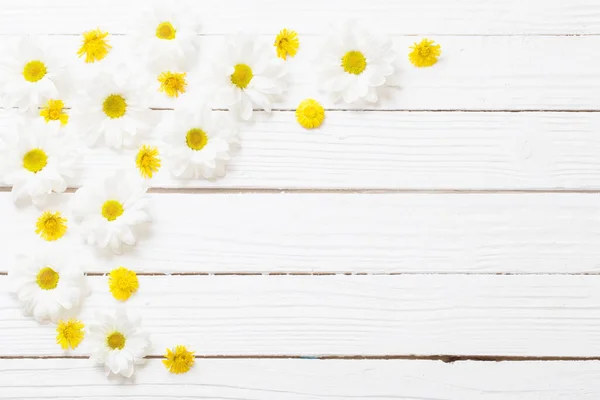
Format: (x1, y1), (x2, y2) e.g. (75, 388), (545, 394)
(3, 192), (600, 274)
(3, 274), (600, 356)
(1, 0), (598, 35)
(3, 359), (600, 399)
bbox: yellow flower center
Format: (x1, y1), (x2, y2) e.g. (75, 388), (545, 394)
(274, 28), (300, 60)
(36, 211), (68, 241)
(101, 200), (124, 221)
(136, 145), (161, 179)
(106, 332), (126, 350)
(56, 319), (85, 350)
(186, 128), (208, 151)
(158, 71), (187, 98)
(78, 29), (112, 63)
(23, 149), (48, 173)
(230, 64), (253, 89)
(23, 60), (47, 82)
(36, 267), (59, 290)
(156, 21), (176, 40)
(296, 98), (325, 129)
(108, 267), (139, 301)
(341, 50), (367, 75)
(40, 99), (69, 126)
(102, 94), (127, 119)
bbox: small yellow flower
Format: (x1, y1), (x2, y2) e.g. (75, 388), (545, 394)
(136, 145), (161, 179)
(108, 267), (139, 301)
(40, 99), (69, 126)
(274, 28), (299, 60)
(296, 99), (325, 129)
(35, 211), (67, 241)
(163, 345), (195, 374)
(78, 28), (112, 63)
(408, 39), (441, 68)
(56, 319), (85, 350)
(158, 71), (187, 98)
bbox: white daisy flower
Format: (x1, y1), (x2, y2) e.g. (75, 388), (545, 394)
(0, 36), (70, 109)
(71, 171), (151, 254)
(317, 21), (399, 104)
(8, 249), (88, 323)
(209, 33), (287, 120)
(73, 71), (151, 149)
(88, 309), (151, 378)
(0, 118), (78, 206)
(131, 5), (200, 70)
(160, 103), (238, 179)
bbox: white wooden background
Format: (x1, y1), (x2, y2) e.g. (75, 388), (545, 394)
(2, 0), (600, 398)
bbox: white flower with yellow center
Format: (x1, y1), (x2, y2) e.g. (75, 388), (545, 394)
(74, 73), (150, 149)
(88, 309), (151, 378)
(0, 119), (78, 206)
(317, 21), (399, 104)
(209, 33), (287, 120)
(72, 171), (151, 254)
(8, 249), (87, 323)
(132, 6), (200, 69)
(0, 36), (69, 109)
(160, 103), (238, 179)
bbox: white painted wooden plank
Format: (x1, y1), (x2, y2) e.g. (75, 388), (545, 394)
(1, 0), (598, 35)
(0, 35), (597, 110)
(2, 192), (600, 274)
(5, 110), (600, 190)
(2, 359), (600, 399)
(2, 274), (600, 356)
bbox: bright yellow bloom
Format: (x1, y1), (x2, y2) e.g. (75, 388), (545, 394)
(35, 211), (67, 241)
(136, 145), (161, 179)
(296, 99), (325, 129)
(408, 39), (441, 68)
(40, 99), (69, 126)
(158, 71), (187, 98)
(56, 319), (85, 350)
(274, 29), (299, 60)
(23, 148), (48, 173)
(78, 28), (112, 63)
(108, 267), (139, 301)
(163, 345), (195, 374)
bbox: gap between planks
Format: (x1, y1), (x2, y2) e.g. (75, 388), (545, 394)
(4, 272), (600, 276)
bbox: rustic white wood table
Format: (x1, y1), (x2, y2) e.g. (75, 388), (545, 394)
(2, 0), (600, 398)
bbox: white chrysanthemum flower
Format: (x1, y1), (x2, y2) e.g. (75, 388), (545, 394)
(0, 36), (70, 109)
(73, 72), (151, 149)
(317, 21), (399, 104)
(72, 171), (151, 253)
(131, 5), (200, 70)
(160, 103), (238, 179)
(209, 33), (287, 120)
(88, 309), (151, 378)
(0, 118), (78, 206)
(8, 249), (88, 323)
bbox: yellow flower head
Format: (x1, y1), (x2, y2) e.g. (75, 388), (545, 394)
(56, 319), (85, 350)
(408, 39), (441, 68)
(78, 28), (112, 63)
(40, 99), (69, 126)
(296, 99), (325, 129)
(274, 29), (299, 60)
(163, 345), (195, 374)
(136, 145), (161, 179)
(108, 267), (139, 301)
(158, 71), (187, 98)
(35, 211), (67, 241)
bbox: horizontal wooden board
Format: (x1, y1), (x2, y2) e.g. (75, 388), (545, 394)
(3, 192), (600, 274)
(3, 274), (600, 356)
(3, 359), (600, 399)
(5, 110), (600, 190)
(0, 35), (598, 111)
(1, 0), (598, 35)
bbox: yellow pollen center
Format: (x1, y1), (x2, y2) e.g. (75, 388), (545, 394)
(341, 50), (367, 75)
(186, 128), (208, 151)
(23, 60), (47, 82)
(106, 332), (126, 350)
(156, 22), (176, 40)
(230, 64), (253, 89)
(101, 200), (124, 221)
(36, 267), (59, 290)
(23, 149), (48, 173)
(102, 94), (127, 119)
